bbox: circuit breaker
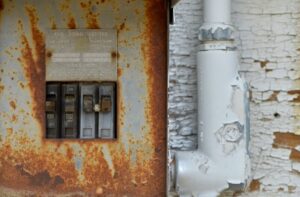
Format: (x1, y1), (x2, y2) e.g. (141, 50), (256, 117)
(61, 84), (79, 138)
(45, 84), (60, 138)
(98, 84), (116, 139)
(80, 84), (97, 139)
(45, 82), (116, 139)
(45, 29), (117, 139)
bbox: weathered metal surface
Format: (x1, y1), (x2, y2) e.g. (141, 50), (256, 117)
(0, 0), (167, 196)
(46, 29), (117, 81)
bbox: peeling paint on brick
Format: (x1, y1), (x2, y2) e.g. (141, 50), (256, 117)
(170, 0), (300, 195)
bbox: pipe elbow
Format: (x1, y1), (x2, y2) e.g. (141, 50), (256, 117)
(174, 150), (249, 197)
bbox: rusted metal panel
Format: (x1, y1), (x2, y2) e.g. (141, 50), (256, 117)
(0, 0), (167, 196)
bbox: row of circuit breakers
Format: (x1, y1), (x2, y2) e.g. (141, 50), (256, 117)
(45, 82), (116, 139)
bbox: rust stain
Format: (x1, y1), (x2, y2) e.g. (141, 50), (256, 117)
(142, 0), (167, 195)
(51, 22), (57, 29)
(290, 149), (300, 162)
(0, 144), (78, 193)
(19, 5), (45, 131)
(111, 51), (119, 59)
(0, 85), (4, 94)
(11, 114), (17, 122)
(86, 13), (100, 29)
(287, 90), (300, 94)
(46, 51), (52, 58)
(249, 179), (260, 191)
(60, 0), (77, 30)
(67, 17), (76, 29)
(80, 2), (87, 8)
(9, 100), (16, 110)
(273, 132), (300, 149)
(19, 82), (25, 89)
(118, 22), (128, 32)
(80, 1), (100, 29)
(0, 0), (3, 11)
(117, 67), (122, 77)
(254, 59), (269, 69)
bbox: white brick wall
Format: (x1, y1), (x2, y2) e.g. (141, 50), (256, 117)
(169, 0), (202, 150)
(169, 0), (300, 194)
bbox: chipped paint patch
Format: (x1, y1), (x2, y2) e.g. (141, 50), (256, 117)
(273, 132), (300, 149)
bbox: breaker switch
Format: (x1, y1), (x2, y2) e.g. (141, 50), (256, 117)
(46, 101), (56, 112)
(45, 83), (60, 138)
(83, 95), (94, 113)
(101, 96), (112, 112)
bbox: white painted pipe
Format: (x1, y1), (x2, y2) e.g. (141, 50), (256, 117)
(175, 51), (249, 196)
(197, 50), (248, 184)
(173, 0), (250, 196)
(204, 0), (231, 25)
(198, 51), (245, 162)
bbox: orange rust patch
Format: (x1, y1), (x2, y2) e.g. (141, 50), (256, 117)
(273, 132), (300, 149)
(6, 128), (13, 134)
(9, 100), (16, 110)
(249, 179), (260, 191)
(290, 149), (300, 162)
(0, 144), (77, 193)
(67, 17), (76, 29)
(11, 114), (17, 122)
(80, 1), (100, 29)
(142, 0), (167, 195)
(117, 78), (125, 130)
(86, 13), (100, 29)
(118, 22), (126, 31)
(65, 147), (73, 160)
(0, 85), (4, 94)
(117, 67), (122, 77)
(80, 2), (87, 8)
(19, 6), (45, 131)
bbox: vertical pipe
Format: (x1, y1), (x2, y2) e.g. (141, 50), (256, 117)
(198, 51), (241, 159)
(203, 0), (231, 25)
(173, 0), (250, 195)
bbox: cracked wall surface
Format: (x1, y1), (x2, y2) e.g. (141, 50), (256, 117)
(169, 0), (300, 195)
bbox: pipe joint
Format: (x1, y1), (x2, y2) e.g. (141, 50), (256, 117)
(199, 23), (235, 42)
